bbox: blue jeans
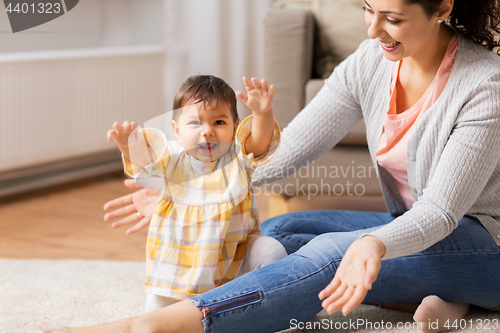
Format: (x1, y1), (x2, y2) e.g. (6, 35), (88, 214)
(189, 211), (500, 333)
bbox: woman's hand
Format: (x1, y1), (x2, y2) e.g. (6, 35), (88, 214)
(318, 236), (385, 315)
(104, 179), (161, 235)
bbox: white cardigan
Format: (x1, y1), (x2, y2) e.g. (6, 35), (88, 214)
(252, 30), (500, 259)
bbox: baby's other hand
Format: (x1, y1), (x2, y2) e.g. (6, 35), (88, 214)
(236, 77), (275, 115)
(107, 121), (138, 148)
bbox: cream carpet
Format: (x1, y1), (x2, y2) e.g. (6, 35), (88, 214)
(1, 258), (498, 333)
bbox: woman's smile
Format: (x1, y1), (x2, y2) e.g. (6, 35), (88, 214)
(379, 39), (401, 51)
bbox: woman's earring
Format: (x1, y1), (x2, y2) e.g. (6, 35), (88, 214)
(437, 19), (443, 24)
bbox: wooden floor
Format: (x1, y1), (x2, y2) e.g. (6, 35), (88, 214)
(0, 173), (269, 261)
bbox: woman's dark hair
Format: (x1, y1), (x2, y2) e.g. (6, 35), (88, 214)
(172, 75), (239, 121)
(406, 0), (500, 53)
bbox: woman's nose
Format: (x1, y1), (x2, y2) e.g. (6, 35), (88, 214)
(366, 15), (385, 40)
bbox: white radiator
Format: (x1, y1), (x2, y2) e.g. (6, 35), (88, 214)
(0, 45), (165, 196)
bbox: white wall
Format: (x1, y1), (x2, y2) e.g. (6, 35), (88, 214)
(0, 0), (163, 53)
(1, 0), (275, 117)
(163, 0), (274, 118)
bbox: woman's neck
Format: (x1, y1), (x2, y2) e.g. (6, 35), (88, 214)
(402, 25), (454, 78)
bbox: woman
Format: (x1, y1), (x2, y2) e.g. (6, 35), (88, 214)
(38, 0), (500, 332)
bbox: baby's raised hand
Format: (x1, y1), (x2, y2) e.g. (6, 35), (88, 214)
(107, 121), (138, 149)
(236, 77), (275, 114)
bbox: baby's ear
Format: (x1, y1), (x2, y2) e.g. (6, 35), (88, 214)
(233, 119), (240, 133)
(171, 120), (181, 141)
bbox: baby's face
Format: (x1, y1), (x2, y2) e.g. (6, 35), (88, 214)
(171, 101), (239, 162)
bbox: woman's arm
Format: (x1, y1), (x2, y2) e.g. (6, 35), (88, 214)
(251, 80), (363, 187)
(369, 73), (500, 259)
(249, 39), (379, 187)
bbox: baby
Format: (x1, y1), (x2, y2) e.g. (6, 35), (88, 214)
(107, 75), (287, 312)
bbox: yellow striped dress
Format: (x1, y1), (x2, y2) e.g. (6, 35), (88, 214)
(123, 116), (280, 300)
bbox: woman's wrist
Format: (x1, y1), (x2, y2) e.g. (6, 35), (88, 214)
(358, 235), (386, 258)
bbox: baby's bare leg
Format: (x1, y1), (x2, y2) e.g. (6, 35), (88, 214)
(237, 235), (287, 276)
(145, 294), (181, 313)
(38, 300), (203, 333)
(37, 316), (139, 333)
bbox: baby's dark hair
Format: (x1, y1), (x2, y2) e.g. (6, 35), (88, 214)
(172, 75), (239, 121)
(406, 0), (500, 53)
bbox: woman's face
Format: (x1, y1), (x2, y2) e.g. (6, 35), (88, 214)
(364, 0), (443, 62)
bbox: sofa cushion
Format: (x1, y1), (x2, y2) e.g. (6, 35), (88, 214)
(273, 0), (312, 9)
(312, 0), (368, 78)
(306, 79), (367, 146)
(263, 8), (315, 129)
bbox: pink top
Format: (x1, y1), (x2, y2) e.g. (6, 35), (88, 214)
(376, 34), (458, 210)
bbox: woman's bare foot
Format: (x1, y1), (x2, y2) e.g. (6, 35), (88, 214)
(413, 295), (470, 333)
(37, 317), (69, 333)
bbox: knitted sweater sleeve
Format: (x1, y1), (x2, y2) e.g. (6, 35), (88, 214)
(251, 43), (368, 187)
(370, 73), (500, 259)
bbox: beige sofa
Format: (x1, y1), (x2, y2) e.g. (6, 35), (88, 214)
(261, 0), (387, 217)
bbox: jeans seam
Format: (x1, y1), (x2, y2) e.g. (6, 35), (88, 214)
(265, 257), (342, 294)
(276, 218), (351, 234)
(272, 211), (395, 236)
(275, 217), (297, 236)
(280, 236), (309, 244)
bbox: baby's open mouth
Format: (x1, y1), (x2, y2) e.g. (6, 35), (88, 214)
(198, 142), (218, 153)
